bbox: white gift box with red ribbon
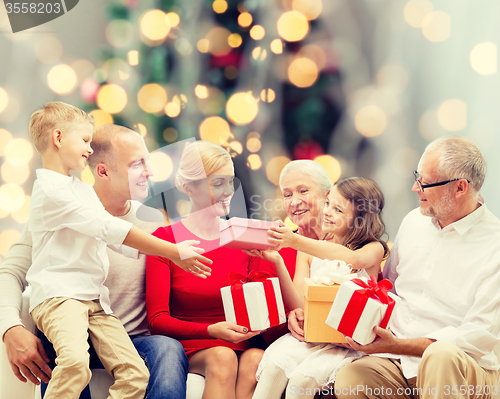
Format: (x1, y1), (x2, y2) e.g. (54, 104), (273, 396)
(221, 273), (286, 332)
(325, 276), (401, 345)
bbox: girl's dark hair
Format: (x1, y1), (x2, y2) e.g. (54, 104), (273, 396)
(335, 177), (390, 260)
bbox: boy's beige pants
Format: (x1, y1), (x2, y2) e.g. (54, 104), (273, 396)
(32, 297), (149, 399)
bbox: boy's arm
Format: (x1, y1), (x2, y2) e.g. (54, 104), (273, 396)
(0, 224), (52, 384)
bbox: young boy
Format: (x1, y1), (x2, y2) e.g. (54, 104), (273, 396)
(26, 101), (212, 399)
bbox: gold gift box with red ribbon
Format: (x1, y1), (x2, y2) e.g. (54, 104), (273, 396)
(221, 271), (287, 332)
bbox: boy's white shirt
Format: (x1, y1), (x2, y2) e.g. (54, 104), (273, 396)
(27, 168), (136, 314)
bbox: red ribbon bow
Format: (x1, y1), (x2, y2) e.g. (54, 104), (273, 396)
(336, 277), (396, 339)
(227, 270), (273, 286)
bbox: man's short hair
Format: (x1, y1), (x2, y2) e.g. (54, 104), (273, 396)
(29, 101), (93, 155)
(88, 124), (137, 175)
(425, 136), (486, 193)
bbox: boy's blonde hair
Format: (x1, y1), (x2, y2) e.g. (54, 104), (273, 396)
(29, 101), (93, 155)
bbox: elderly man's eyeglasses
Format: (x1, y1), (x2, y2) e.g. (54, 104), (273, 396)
(413, 171), (470, 192)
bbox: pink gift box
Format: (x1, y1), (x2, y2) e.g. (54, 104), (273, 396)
(219, 217), (279, 251)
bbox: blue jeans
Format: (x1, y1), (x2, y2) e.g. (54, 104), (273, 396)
(41, 333), (188, 399)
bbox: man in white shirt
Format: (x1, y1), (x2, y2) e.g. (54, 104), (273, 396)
(330, 136), (500, 399)
(0, 122), (190, 399)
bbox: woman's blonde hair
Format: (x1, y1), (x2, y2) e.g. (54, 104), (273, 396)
(335, 177), (389, 260)
(175, 140), (232, 192)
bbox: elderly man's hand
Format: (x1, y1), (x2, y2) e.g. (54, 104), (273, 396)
(3, 325), (52, 384)
(288, 308), (305, 341)
(345, 326), (397, 354)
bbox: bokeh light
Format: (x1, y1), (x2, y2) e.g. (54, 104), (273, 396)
(0, 184), (25, 212)
(206, 27), (232, 56)
(421, 11), (451, 42)
(81, 165), (95, 186)
(238, 12), (253, 28)
(288, 57), (318, 87)
(96, 84), (128, 114)
(250, 25), (265, 40)
(195, 84), (209, 99)
(163, 127), (178, 143)
(270, 39), (284, 54)
(246, 137), (262, 152)
(226, 92), (259, 125)
(252, 47), (267, 60)
(0, 129), (13, 156)
(102, 58), (131, 82)
(149, 152), (173, 182)
(5, 138), (34, 166)
(403, 0), (433, 28)
(11, 196), (30, 224)
(230, 141), (243, 155)
(354, 106), (387, 137)
(197, 38), (210, 53)
(167, 12), (180, 27)
(0, 230), (22, 256)
(35, 35), (63, 64)
(437, 99), (467, 131)
(199, 116), (233, 145)
(140, 9), (171, 43)
(247, 154), (262, 170)
(260, 89), (276, 103)
(135, 123), (147, 137)
(277, 11), (309, 42)
(106, 19), (133, 48)
(228, 33), (243, 48)
(284, 216), (298, 231)
(299, 44), (326, 70)
(138, 83), (168, 113)
(314, 155), (342, 183)
(128, 50), (139, 66)
(266, 156), (291, 186)
(89, 109), (114, 129)
(80, 78), (99, 103)
(1, 162), (29, 184)
(213, 0), (228, 14)
(0, 87), (8, 113)
(470, 42), (497, 75)
(292, 0), (322, 21)
(47, 64), (78, 95)
(165, 102), (181, 117)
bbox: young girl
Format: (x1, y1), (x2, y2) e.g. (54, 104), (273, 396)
(246, 177), (389, 399)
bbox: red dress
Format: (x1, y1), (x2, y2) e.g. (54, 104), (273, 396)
(146, 221), (274, 359)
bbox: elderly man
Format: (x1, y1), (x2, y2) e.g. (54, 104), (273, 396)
(327, 136), (500, 399)
(0, 125), (189, 399)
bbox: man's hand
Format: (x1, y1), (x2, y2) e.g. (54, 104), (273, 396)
(3, 325), (52, 384)
(173, 240), (213, 278)
(288, 308), (305, 341)
(207, 322), (262, 344)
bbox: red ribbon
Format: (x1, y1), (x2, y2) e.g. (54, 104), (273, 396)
(336, 276), (396, 339)
(227, 271), (281, 330)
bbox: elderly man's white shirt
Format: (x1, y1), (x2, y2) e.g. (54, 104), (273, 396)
(27, 169), (135, 314)
(383, 202), (500, 378)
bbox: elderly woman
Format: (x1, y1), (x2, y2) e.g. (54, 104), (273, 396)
(276, 160), (333, 280)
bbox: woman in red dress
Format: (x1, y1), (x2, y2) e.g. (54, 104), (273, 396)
(146, 140), (269, 399)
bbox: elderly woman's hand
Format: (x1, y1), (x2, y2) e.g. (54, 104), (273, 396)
(242, 248), (282, 265)
(267, 221), (298, 250)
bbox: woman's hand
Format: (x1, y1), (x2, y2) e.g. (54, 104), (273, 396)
(267, 221), (298, 250)
(207, 322), (262, 343)
(172, 240), (213, 278)
(242, 248), (282, 264)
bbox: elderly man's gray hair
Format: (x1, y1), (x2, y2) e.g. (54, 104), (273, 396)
(279, 160), (333, 194)
(424, 136), (486, 193)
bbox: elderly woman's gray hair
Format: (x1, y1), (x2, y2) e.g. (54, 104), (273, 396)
(279, 160), (332, 194)
(423, 136), (486, 193)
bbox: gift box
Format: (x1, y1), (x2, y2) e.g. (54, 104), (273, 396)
(325, 277), (400, 345)
(221, 272), (286, 331)
(303, 278), (346, 343)
(219, 217), (279, 251)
